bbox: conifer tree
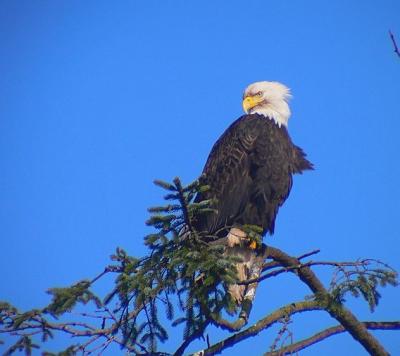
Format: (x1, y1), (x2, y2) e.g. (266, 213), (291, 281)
(0, 178), (399, 355)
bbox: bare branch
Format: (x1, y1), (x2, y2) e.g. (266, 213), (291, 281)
(208, 313), (247, 332)
(240, 259), (381, 286)
(174, 321), (210, 356)
(296, 249), (321, 260)
(389, 30), (400, 58)
(265, 321), (400, 356)
(269, 316), (293, 353)
(197, 300), (323, 355)
(90, 266), (117, 284)
(262, 248), (320, 273)
(265, 246), (390, 356)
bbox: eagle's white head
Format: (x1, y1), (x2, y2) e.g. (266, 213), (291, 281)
(242, 81), (292, 127)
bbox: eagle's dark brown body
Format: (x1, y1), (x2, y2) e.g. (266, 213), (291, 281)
(194, 113), (313, 237)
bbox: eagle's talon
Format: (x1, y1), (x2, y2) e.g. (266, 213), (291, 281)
(249, 241), (257, 250)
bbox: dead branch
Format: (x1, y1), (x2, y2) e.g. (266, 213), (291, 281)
(195, 300), (323, 355)
(261, 248), (320, 272)
(174, 321), (210, 356)
(264, 246), (389, 356)
(389, 30), (400, 58)
(208, 313), (247, 332)
(240, 258), (380, 286)
(264, 321), (400, 356)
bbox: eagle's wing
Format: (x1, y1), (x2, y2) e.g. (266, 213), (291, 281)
(194, 115), (260, 235)
(194, 115), (313, 236)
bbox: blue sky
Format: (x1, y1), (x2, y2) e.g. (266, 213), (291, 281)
(1, 1), (400, 354)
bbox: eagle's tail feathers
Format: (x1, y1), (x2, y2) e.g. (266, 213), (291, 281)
(225, 228), (263, 305)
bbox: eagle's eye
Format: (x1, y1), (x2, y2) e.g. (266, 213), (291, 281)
(256, 91), (263, 97)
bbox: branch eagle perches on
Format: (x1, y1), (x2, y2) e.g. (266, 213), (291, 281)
(0, 178), (399, 355)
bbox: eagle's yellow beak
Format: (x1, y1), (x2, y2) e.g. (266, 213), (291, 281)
(242, 95), (264, 113)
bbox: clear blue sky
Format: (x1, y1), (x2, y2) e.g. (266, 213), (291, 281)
(1, 1), (400, 355)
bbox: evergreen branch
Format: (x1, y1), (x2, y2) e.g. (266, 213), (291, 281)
(143, 302), (156, 351)
(173, 177), (193, 232)
(153, 179), (178, 192)
(264, 321), (400, 356)
(1, 315), (142, 353)
(196, 300), (323, 355)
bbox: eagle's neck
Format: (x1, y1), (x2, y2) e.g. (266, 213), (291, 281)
(250, 102), (290, 128)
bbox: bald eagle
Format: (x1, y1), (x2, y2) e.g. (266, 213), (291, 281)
(193, 81), (313, 304)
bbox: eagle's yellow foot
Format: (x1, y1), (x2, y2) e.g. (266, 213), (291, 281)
(249, 240), (257, 249)
(227, 227), (260, 249)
